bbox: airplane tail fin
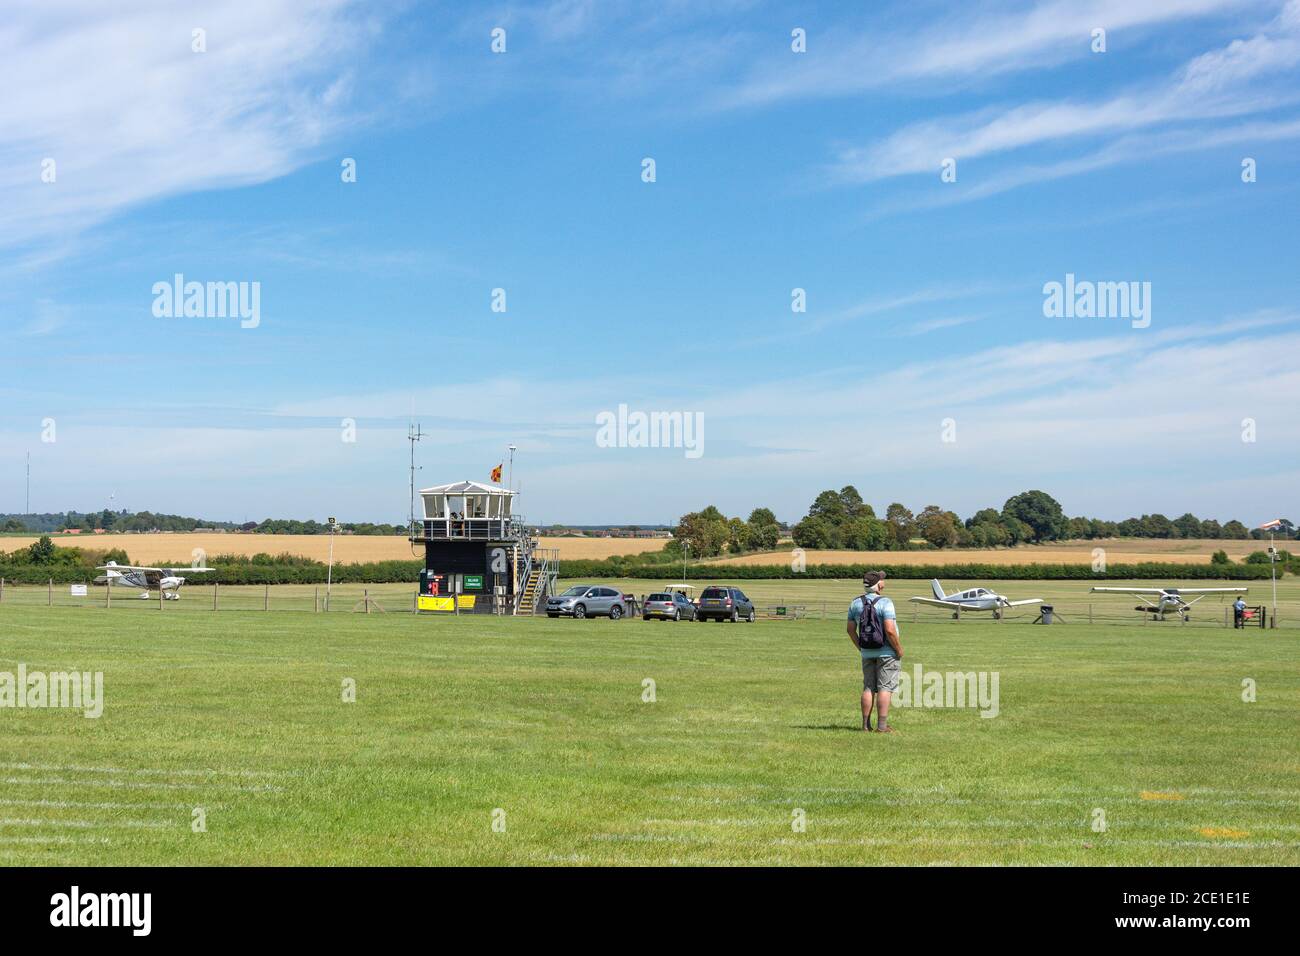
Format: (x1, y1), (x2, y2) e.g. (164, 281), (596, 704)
(931, 579), (945, 600)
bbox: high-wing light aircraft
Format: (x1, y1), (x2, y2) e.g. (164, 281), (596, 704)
(909, 579), (1043, 619)
(1090, 585), (1247, 621)
(94, 561), (214, 600)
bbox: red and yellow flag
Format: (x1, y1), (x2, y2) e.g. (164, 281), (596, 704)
(490, 463), (503, 483)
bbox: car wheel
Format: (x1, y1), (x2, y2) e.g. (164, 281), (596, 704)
(729, 610), (738, 623)
(746, 609), (756, 623)
(610, 605), (622, 620)
(574, 604), (587, 619)
(673, 609), (680, 621)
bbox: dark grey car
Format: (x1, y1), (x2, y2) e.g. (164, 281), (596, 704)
(642, 591), (697, 621)
(546, 585), (627, 619)
(696, 585), (756, 622)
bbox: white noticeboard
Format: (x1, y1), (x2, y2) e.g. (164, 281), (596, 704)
(70, 584), (88, 597)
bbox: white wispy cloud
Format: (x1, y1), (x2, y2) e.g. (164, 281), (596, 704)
(709, 0), (1258, 110)
(0, 0), (381, 254)
(829, 0), (1300, 194)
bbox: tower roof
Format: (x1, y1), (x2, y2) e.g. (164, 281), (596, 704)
(419, 479), (514, 496)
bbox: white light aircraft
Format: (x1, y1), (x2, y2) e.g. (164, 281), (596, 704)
(1090, 585), (1247, 621)
(909, 579), (1043, 619)
(94, 561), (214, 600)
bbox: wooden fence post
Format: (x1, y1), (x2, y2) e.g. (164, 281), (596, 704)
(365, 588), (370, 614)
(49, 578), (53, 606)
(264, 585), (269, 611)
(213, 582), (219, 611)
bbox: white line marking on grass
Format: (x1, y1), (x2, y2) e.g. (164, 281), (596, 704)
(0, 835), (112, 845)
(3, 776), (281, 793)
(0, 798), (196, 811)
(766, 836), (1300, 849)
(0, 762), (295, 779)
(0, 817), (175, 829)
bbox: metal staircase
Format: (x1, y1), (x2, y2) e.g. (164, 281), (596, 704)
(512, 541), (559, 616)
(517, 567), (545, 615)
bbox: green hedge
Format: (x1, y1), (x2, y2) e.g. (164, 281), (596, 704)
(0, 558), (1278, 587)
(0, 560), (423, 586)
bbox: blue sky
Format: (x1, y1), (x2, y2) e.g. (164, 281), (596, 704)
(3, 0), (1298, 525)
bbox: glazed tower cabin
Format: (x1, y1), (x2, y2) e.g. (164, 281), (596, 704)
(411, 479), (557, 614)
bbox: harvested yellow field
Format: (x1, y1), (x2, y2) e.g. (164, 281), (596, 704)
(0, 532), (668, 564)
(705, 538), (1266, 566)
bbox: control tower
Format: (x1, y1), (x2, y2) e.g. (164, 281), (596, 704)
(411, 479), (557, 614)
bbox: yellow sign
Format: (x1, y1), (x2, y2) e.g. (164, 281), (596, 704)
(417, 595), (477, 612)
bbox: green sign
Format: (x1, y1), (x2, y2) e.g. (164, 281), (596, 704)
(464, 575), (484, 590)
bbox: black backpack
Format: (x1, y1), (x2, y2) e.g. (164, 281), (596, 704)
(856, 594), (887, 650)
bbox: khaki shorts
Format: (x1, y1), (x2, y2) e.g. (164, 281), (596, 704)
(861, 655), (900, 693)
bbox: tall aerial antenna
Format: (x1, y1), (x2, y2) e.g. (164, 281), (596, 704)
(25, 451), (30, 516)
(408, 422), (424, 534)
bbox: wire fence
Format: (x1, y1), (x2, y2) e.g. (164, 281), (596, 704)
(0, 577), (1293, 630)
(0, 579), (417, 615)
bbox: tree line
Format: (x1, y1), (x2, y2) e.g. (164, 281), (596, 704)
(0, 511), (406, 536)
(669, 489), (1289, 557)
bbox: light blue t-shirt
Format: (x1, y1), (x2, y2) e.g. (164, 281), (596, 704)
(849, 594), (897, 659)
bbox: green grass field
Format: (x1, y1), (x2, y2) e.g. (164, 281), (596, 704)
(1, 591), (1296, 865)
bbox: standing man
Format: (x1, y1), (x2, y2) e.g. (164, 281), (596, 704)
(1233, 595), (1247, 629)
(847, 571), (904, 733)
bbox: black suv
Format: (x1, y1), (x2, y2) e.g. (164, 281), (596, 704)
(696, 585), (756, 623)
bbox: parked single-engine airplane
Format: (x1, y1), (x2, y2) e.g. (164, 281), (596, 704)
(1090, 585), (1247, 621)
(909, 580), (1043, 619)
(94, 561), (214, 600)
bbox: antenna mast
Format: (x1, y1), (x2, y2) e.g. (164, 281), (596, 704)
(408, 423), (424, 534)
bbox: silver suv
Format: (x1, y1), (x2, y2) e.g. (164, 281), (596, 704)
(546, 585), (627, 620)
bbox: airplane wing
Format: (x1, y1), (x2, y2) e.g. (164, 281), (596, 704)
(1090, 587), (1165, 595)
(162, 568), (214, 576)
(1005, 598), (1043, 606)
(909, 597), (963, 608)
(1164, 587), (1247, 594)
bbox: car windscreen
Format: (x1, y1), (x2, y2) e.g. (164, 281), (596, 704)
(701, 587), (728, 599)
(560, 586), (587, 596)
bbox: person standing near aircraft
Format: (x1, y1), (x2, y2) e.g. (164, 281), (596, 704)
(847, 571), (904, 733)
(1233, 596), (1247, 628)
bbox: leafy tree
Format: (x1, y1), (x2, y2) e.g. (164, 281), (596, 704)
(1001, 516), (1034, 545)
(916, 505), (958, 548)
(1210, 549), (1232, 565)
(807, 490), (847, 525)
(884, 503), (914, 549)
(1173, 513), (1202, 538)
(841, 515), (888, 550)
(1141, 513), (1176, 538)
(1065, 516), (1093, 539)
(791, 516), (837, 550)
(1221, 520), (1249, 539)
(673, 507), (730, 558)
(27, 536), (56, 565)
(726, 517), (749, 554)
(1002, 490), (1066, 542)
(838, 486), (872, 520)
